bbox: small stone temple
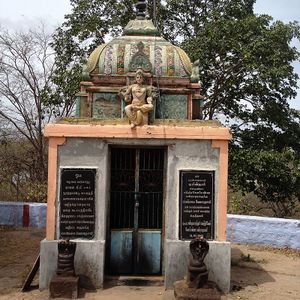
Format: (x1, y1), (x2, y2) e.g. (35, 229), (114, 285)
(40, 1), (232, 293)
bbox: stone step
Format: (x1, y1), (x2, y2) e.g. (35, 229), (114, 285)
(105, 275), (164, 287)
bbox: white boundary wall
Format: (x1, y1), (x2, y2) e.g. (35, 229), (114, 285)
(227, 214), (300, 249)
(0, 202), (299, 249)
(0, 201), (46, 228)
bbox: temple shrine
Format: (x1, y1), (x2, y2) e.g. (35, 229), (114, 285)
(40, 0), (231, 293)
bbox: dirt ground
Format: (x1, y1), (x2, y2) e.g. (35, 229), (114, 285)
(0, 226), (299, 300)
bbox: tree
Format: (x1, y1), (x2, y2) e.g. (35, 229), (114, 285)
(53, 1), (300, 125)
(168, 1), (300, 215)
(229, 148), (300, 217)
(161, 0), (255, 43)
(51, 0), (136, 110)
(0, 133), (47, 202)
(51, 0), (300, 215)
(0, 25), (74, 194)
(228, 107), (300, 217)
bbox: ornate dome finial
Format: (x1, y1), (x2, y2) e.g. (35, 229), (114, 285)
(136, 0), (147, 20)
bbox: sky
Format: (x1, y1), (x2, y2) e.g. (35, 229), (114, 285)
(0, 0), (299, 108)
(0, 0), (71, 30)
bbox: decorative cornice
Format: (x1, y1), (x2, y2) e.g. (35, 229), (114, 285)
(123, 19), (159, 36)
(45, 123), (232, 141)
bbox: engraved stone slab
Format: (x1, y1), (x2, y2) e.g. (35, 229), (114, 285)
(92, 92), (121, 119)
(155, 94), (188, 119)
(179, 171), (214, 240)
(59, 169), (96, 239)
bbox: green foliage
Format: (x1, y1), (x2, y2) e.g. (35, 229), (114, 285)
(228, 191), (255, 215)
(25, 181), (47, 203)
(229, 148), (300, 217)
(234, 109), (300, 156)
(51, 0), (136, 108)
(184, 14), (299, 121)
(162, 0), (255, 43)
(50, 0), (300, 216)
(0, 138), (47, 202)
(52, 1), (300, 125)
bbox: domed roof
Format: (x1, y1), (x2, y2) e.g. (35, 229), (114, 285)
(83, 19), (192, 79)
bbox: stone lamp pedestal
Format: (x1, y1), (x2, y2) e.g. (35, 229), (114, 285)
(50, 240), (79, 299)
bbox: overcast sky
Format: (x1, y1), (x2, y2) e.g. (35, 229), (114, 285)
(0, 0), (299, 108)
(0, 0), (299, 29)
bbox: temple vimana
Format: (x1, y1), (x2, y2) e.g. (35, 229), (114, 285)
(40, 0), (232, 294)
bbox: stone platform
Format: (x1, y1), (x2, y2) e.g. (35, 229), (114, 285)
(174, 280), (226, 300)
(50, 275), (79, 299)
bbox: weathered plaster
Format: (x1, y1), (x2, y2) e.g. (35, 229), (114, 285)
(57, 138), (109, 241)
(46, 137), (66, 240)
(212, 140), (229, 241)
(42, 125), (231, 291)
(164, 240), (231, 292)
(40, 239), (105, 289)
(45, 123), (232, 140)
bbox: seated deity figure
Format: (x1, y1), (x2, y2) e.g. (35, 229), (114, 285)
(123, 69), (154, 128)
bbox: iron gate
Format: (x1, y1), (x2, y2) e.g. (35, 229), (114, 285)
(108, 147), (164, 275)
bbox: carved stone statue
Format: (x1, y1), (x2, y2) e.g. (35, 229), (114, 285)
(57, 240), (76, 276)
(191, 59), (200, 83)
(187, 235), (209, 289)
(120, 69), (158, 128)
(50, 240), (78, 299)
(174, 236), (223, 299)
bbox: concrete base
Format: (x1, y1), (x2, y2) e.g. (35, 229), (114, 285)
(40, 239), (230, 293)
(165, 240), (230, 293)
(174, 280), (225, 300)
(40, 239), (105, 290)
(50, 275), (79, 299)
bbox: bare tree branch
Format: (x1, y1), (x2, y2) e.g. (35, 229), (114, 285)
(0, 25), (74, 181)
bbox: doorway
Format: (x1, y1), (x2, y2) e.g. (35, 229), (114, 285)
(108, 147), (164, 275)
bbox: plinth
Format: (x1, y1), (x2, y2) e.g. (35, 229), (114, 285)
(50, 275), (79, 299)
(174, 280), (226, 300)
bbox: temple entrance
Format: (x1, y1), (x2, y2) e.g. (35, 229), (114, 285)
(107, 147), (164, 275)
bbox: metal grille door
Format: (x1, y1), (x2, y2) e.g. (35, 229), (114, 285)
(109, 147), (164, 275)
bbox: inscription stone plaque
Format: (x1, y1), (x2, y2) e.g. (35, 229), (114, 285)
(60, 168), (96, 239)
(179, 171), (214, 240)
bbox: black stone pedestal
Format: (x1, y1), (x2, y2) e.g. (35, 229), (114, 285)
(50, 275), (79, 299)
(174, 280), (226, 300)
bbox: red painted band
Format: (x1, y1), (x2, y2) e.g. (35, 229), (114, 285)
(23, 204), (30, 227)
